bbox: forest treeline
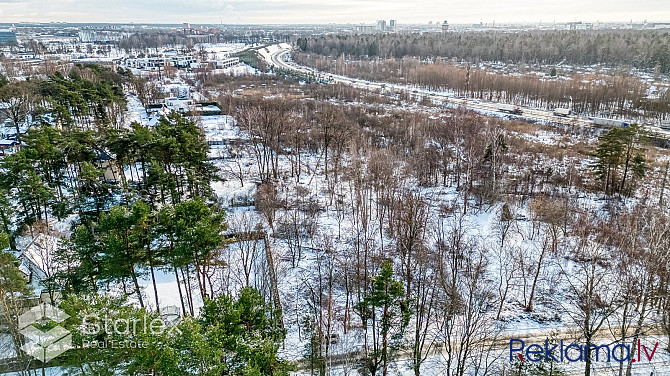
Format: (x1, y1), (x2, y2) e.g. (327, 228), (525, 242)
(295, 29), (670, 73)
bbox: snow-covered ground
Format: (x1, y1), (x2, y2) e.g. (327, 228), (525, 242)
(190, 110), (661, 372)
(5, 44), (670, 375)
(196, 43), (248, 61)
(215, 64), (258, 76)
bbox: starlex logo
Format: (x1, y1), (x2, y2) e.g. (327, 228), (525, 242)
(510, 339), (659, 364)
(79, 305), (183, 349)
(18, 303), (73, 362)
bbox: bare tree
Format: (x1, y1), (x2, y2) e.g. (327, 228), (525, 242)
(557, 213), (621, 376)
(0, 81), (38, 142)
(435, 235), (497, 376)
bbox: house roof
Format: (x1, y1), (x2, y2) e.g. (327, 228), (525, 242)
(19, 234), (64, 279)
(0, 139), (18, 146)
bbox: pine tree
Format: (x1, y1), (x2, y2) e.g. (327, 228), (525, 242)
(172, 198), (226, 300)
(153, 287), (290, 376)
(0, 190), (16, 249)
(301, 315), (326, 375)
(0, 250), (33, 370)
(53, 225), (100, 294)
(357, 261), (409, 376)
(591, 124), (647, 195)
(98, 203), (149, 307)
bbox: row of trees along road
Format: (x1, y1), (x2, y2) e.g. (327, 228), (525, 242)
(293, 52), (670, 120)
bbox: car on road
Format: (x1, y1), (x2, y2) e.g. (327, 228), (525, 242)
(553, 108), (571, 117)
(498, 103), (523, 115)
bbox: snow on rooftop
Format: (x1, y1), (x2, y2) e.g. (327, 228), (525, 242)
(20, 233), (64, 275)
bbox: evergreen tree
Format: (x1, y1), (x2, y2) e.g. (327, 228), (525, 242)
(0, 249), (33, 370)
(172, 198), (226, 300)
(357, 261), (409, 376)
(97, 202), (150, 307)
(591, 124), (647, 195)
(191, 287), (290, 376)
(59, 293), (156, 375)
(0, 232), (7, 250)
(301, 315), (326, 375)
(150, 112), (218, 202)
(52, 225), (100, 294)
(0, 190), (16, 249)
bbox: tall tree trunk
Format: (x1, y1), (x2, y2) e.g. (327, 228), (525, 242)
(130, 267), (144, 308)
(174, 267), (186, 316)
(526, 240), (548, 312)
(147, 243), (160, 315)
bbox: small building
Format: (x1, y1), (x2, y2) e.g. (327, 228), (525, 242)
(171, 55), (197, 69)
(0, 118), (29, 140)
(354, 25), (376, 33)
(568, 21), (593, 30)
(165, 97), (195, 113)
(0, 139), (19, 156)
(146, 103), (167, 115)
(124, 57), (168, 71)
(18, 234), (63, 287)
(77, 29), (128, 43)
(214, 57), (240, 69)
(17, 52), (36, 60)
(196, 102), (223, 116)
(97, 150), (122, 181)
(0, 29), (17, 44)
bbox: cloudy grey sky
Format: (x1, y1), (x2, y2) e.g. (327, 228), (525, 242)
(1, 0), (669, 24)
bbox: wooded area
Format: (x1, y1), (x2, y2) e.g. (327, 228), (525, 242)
(296, 30), (670, 73)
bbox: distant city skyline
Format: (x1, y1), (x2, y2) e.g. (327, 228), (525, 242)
(1, 0), (669, 25)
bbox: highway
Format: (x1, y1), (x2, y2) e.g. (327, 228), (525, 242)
(262, 44), (670, 140)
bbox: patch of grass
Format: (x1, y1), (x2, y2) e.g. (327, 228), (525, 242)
(233, 49), (263, 70)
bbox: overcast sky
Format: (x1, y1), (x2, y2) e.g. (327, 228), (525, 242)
(1, 0), (669, 25)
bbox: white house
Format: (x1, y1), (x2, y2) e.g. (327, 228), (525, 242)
(164, 97), (195, 113)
